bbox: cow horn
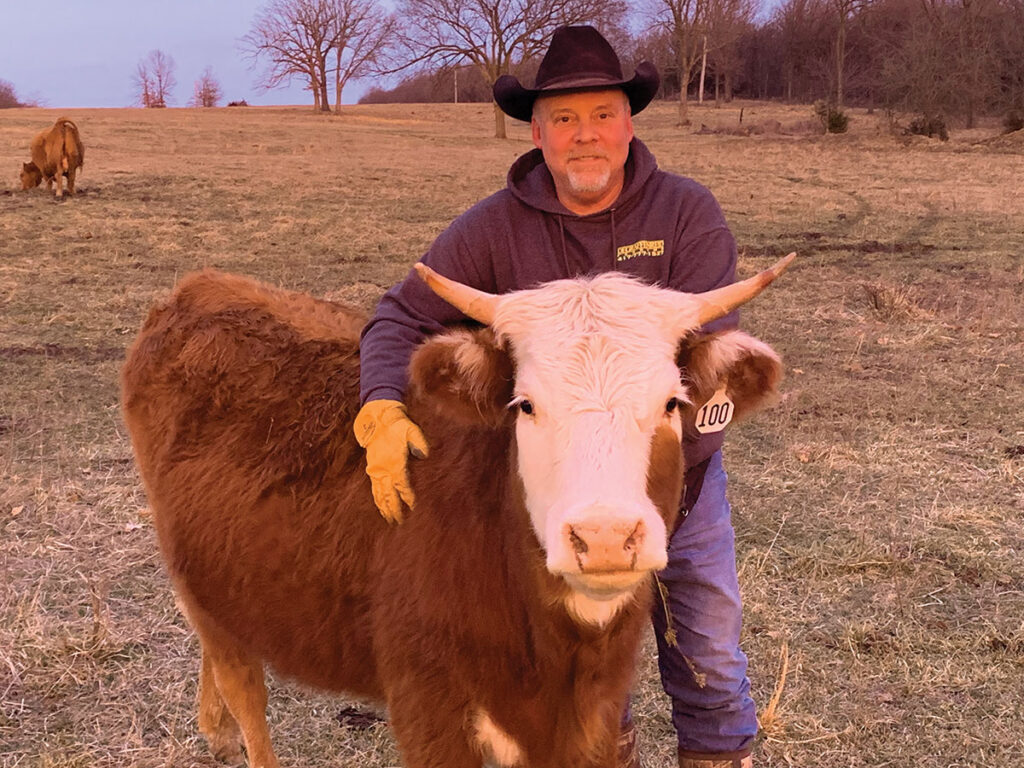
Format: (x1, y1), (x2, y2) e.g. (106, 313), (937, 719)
(694, 253), (796, 326)
(414, 263), (499, 325)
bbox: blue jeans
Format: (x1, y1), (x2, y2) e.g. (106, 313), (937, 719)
(651, 450), (757, 755)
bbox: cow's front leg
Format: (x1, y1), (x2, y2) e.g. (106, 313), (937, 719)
(387, 687), (484, 768)
(198, 648), (244, 765)
(178, 589), (279, 768)
(54, 167), (64, 198)
(199, 634), (278, 768)
(66, 166), (77, 195)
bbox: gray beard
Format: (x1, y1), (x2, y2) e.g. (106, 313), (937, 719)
(567, 166), (612, 195)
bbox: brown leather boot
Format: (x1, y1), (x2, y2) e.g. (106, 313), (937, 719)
(678, 750), (753, 768)
(617, 718), (643, 768)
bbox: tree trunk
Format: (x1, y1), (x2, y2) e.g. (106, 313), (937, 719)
(335, 49), (343, 112)
(677, 46), (691, 126)
(678, 88), (690, 126)
(835, 12), (846, 111)
(698, 36), (708, 104)
(319, 73), (331, 113)
(493, 101), (507, 139)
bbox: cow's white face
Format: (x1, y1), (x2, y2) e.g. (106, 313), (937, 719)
(492, 276), (700, 626)
(413, 257), (792, 627)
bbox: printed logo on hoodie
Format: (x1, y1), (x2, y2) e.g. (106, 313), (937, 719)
(616, 239), (665, 263)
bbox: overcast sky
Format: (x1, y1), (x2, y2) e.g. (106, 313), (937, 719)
(1, 0), (374, 108)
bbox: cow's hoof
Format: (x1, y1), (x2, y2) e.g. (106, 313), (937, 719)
(207, 735), (245, 766)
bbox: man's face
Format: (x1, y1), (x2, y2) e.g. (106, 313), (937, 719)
(531, 89), (634, 215)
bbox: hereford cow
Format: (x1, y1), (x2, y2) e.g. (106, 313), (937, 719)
(121, 255), (793, 768)
(20, 117), (84, 197)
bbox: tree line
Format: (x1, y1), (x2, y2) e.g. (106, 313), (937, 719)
(244, 0), (1024, 136)
(6, 0), (1020, 138)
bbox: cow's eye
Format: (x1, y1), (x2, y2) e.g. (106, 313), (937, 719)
(509, 397), (535, 416)
(665, 397), (680, 414)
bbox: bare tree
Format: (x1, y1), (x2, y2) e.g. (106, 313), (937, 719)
(0, 79), (28, 108)
(244, 0), (336, 111)
(134, 62), (155, 108)
(869, 0), (1004, 125)
(643, 0), (712, 125)
(995, 0), (1024, 114)
(394, 0), (628, 139)
(927, 0), (1003, 127)
(830, 0), (873, 110)
(244, 0), (393, 112)
(134, 50), (177, 107)
(190, 67), (224, 107)
(628, 29), (678, 100)
(703, 0), (758, 102)
(328, 0), (397, 110)
(771, 0), (832, 102)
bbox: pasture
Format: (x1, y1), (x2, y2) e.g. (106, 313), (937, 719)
(1, 102), (1022, 768)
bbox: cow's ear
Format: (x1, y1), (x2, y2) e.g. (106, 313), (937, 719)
(677, 329), (783, 429)
(408, 327), (514, 428)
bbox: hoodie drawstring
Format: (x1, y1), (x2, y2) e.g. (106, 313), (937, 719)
(610, 209), (618, 270)
(557, 216), (571, 276)
(557, 209), (620, 276)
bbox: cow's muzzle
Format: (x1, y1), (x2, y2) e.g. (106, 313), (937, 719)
(547, 506), (668, 591)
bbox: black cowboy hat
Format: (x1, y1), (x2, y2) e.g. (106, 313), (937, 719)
(493, 26), (660, 122)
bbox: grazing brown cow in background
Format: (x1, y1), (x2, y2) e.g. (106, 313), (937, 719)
(20, 117), (84, 197)
(121, 256), (792, 768)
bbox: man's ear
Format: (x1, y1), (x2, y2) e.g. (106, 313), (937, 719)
(677, 329), (783, 434)
(407, 327), (515, 428)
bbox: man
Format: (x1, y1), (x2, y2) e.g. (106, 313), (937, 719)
(355, 26), (756, 768)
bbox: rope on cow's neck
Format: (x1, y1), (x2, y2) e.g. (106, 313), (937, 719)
(654, 574), (707, 689)
(655, 575), (677, 648)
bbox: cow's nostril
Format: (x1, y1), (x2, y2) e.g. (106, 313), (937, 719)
(569, 528), (589, 555)
(623, 523), (641, 553)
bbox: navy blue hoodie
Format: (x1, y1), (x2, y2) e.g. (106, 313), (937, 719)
(359, 137), (738, 468)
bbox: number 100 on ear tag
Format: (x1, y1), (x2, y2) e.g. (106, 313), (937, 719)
(695, 387), (734, 434)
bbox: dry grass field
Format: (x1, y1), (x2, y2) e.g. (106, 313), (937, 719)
(1, 101), (1021, 768)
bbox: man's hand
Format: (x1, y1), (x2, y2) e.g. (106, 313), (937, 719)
(353, 399), (429, 524)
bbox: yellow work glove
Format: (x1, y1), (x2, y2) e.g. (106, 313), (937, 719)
(353, 399), (429, 524)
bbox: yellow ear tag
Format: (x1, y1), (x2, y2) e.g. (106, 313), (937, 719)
(695, 387), (734, 434)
